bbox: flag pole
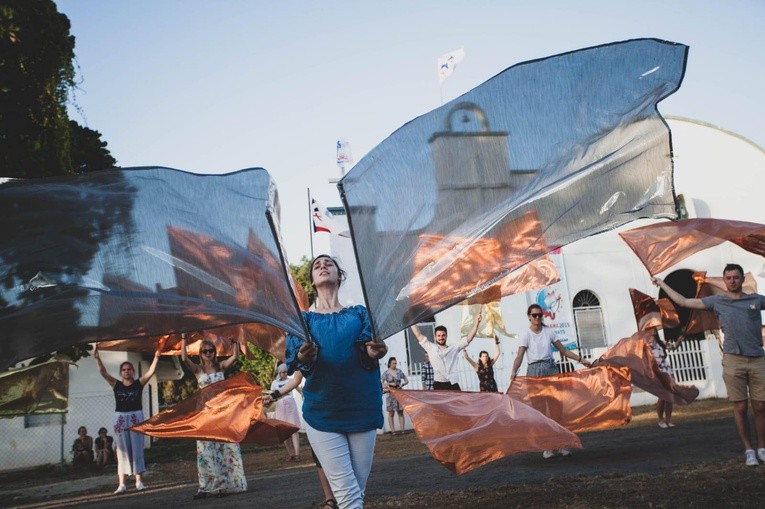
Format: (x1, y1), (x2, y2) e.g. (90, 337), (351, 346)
(307, 188), (314, 260)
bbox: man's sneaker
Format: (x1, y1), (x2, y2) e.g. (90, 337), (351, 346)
(745, 449), (758, 466)
(559, 448), (572, 457)
(135, 481), (145, 491)
(114, 484), (127, 495)
(542, 450), (555, 459)
(758, 448), (765, 462)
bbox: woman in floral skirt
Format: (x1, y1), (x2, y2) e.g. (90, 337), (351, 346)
(182, 335), (246, 499)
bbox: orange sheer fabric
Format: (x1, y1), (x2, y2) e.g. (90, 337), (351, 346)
(597, 332), (699, 405)
(389, 389), (581, 475)
(619, 218), (765, 275)
(131, 372), (298, 445)
(506, 366), (632, 433)
(629, 288), (679, 331)
(98, 321), (287, 361)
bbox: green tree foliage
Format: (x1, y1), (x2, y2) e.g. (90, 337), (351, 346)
(0, 0), (116, 177)
(290, 255), (314, 305)
(238, 343), (276, 388)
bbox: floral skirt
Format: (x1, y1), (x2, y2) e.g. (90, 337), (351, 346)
(196, 440), (247, 494)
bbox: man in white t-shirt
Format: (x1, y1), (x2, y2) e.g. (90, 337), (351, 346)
(409, 311), (482, 390)
(511, 304), (590, 458)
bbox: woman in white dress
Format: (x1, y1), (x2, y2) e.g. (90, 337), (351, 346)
(181, 335), (247, 499)
(270, 363), (303, 461)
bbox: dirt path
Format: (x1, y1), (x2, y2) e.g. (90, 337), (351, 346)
(4, 403), (752, 509)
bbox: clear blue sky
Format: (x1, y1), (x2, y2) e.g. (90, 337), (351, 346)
(55, 0), (765, 262)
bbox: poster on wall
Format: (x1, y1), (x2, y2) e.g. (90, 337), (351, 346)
(530, 249), (576, 350)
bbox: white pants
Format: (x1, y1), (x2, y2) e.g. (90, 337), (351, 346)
(305, 422), (377, 509)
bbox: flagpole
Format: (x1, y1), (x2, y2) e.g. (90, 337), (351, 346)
(307, 188), (314, 260)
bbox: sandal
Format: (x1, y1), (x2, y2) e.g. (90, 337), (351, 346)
(316, 499), (338, 509)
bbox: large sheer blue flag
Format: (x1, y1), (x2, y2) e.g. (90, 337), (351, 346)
(0, 168), (307, 369)
(339, 39), (688, 339)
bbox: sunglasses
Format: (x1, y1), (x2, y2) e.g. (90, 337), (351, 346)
(530, 313), (543, 318)
(201, 349), (215, 354)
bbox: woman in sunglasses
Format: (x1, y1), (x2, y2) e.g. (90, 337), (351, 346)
(94, 343), (161, 494)
(285, 254), (388, 509)
(511, 304), (591, 459)
(181, 336), (246, 499)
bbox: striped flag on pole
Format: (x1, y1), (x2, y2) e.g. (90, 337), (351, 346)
(312, 198), (350, 237)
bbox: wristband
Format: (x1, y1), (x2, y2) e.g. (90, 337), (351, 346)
(270, 390), (281, 400)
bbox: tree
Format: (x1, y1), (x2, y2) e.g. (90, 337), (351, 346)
(0, 0), (116, 177)
(290, 255), (314, 305)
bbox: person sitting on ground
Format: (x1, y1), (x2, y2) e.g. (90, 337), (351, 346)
(463, 334), (501, 392)
(72, 426), (94, 465)
(95, 427), (114, 466)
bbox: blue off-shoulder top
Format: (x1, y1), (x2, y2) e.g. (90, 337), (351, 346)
(285, 305), (383, 433)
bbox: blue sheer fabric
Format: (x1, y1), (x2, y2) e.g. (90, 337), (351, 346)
(339, 38), (689, 339)
(0, 167), (306, 369)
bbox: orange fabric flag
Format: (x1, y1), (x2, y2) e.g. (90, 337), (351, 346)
(619, 218), (765, 276)
(506, 366), (632, 433)
(131, 372), (298, 444)
(628, 288), (679, 331)
(597, 331), (699, 405)
(390, 389), (581, 475)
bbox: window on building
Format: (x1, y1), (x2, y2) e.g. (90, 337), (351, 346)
(572, 290), (607, 349)
(658, 269), (706, 341)
(406, 323), (434, 376)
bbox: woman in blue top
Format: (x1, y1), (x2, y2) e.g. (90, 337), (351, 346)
(285, 254), (387, 509)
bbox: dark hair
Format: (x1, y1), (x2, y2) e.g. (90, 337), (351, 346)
(478, 350), (491, 369)
(387, 357), (397, 367)
(723, 263), (744, 277)
(78, 426), (87, 434)
(309, 254), (347, 287)
(98, 427), (107, 435)
(434, 325), (447, 334)
(527, 304), (543, 315)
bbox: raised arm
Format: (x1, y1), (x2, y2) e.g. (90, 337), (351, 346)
(652, 277), (706, 309)
(409, 324), (426, 344)
(219, 340), (240, 370)
(93, 344), (117, 388)
(138, 347), (161, 386)
(462, 349), (478, 369)
(490, 335), (501, 366)
(180, 334), (200, 375)
(464, 310), (483, 346)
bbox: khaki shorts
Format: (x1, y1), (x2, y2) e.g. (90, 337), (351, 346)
(722, 353), (765, 402)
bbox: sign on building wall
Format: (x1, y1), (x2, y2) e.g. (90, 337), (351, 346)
(530, 249), (576, 350)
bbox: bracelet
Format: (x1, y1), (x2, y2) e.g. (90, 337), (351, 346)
(270, 390), (281, 400)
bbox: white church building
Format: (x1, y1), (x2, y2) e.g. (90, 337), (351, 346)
(319, 116), (765, 431)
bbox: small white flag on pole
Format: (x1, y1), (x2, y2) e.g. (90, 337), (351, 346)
(437, 47), (466, 84)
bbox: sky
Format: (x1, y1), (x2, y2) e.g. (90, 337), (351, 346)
(55, 0), (765, 263)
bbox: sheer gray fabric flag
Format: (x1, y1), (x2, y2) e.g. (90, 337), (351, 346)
(339, 39), (688, 339)
(0, 167), (306, 369)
